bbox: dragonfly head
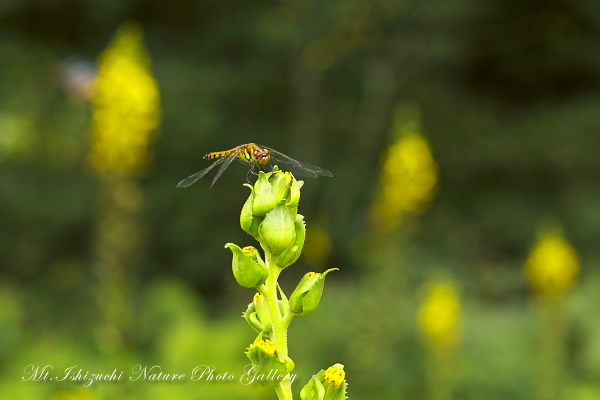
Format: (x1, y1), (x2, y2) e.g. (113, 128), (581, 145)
(253, 148), (270, 166)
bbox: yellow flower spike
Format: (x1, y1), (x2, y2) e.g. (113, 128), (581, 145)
(89, 21), (160, 176)
(417, 281), (461, 351)
(371, 104), (438, 232)
(302, 224), (333, 266)
(525, 222), (579, 298)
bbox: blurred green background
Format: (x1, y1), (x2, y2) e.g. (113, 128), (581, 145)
(2, 0), (600, 399)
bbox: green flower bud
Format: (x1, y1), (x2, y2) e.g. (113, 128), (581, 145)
(289, 269), (337, 315)
(253, 292), (271, 330)
(322, 364), (347, 400)
(270, 170), (293, 204)
(300, 364), (347, 400)
(225, 244), (268, 288)
(245, 338), (295, 386)
(240, 185), (264, 238)
(276, 214), (306, 268)
(258, 205), (296, 256)
(243, 292), (273, 333)
(252, 172), (278, 216)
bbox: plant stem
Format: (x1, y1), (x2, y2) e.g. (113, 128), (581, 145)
(261, 253), (293, 400)
(275, 380), (293, 400)
(262, 254), (288, 355)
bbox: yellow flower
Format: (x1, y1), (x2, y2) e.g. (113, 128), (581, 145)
(525, 225), (578, 298)
(417, 281), (461, 351)
(88, 21), (161, 176)
(371, 105), (438, 232)
(257, 339), (277, 356)
(324, 364), (346, 388)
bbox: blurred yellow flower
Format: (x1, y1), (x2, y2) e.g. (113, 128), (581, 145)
(88, 21), (160, 176)
(302, 225), (333, 265)
(417, 281), (461, 351)
(371, 105), (438, 232)
(525, 225), (579, 298)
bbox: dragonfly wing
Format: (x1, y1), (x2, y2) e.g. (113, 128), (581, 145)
(261, 145), (333, 178)
(210, 149), (240, 187)
(176, 157), (226, 188)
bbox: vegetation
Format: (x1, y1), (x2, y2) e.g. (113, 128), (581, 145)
(1, 1), (600, 399)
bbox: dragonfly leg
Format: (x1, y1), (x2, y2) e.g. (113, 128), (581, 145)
(246, 165), (255, 184)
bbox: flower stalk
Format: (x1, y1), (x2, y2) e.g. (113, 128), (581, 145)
(226, 167), (345, 400)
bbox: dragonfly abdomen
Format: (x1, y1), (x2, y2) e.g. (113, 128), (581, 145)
(203, 150), (234, 160)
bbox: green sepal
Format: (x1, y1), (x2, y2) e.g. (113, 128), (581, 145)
(289, 268), (338, 315)
(300, 375), (325, 400)
(243, 302), (265, 333)
(225, 244), (268, 288)
(277, 283), (289, 316)
(276, 214), (306, 269)
(287, 178), (304, 217)
(252, 172), (277, 216)
(324, 381), (347, 400)
(258, 204), (296, 256)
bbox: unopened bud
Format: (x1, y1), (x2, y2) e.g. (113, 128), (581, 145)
(225, 244), (268, 288)
(258, 205), (296, 256)
(289, 269), (337, 315)
(252, 172), (278, 216)
(276, 215), (306, 268)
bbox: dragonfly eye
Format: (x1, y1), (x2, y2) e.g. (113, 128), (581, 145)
(254, 149), (269, 160)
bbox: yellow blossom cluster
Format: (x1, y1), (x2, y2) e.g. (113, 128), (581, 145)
(525, 227), (579, 298)
(417, 281), (461, 351)
(88, 21), (160, 176)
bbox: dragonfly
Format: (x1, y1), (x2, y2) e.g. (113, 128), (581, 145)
(176, 143), (333, 188)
